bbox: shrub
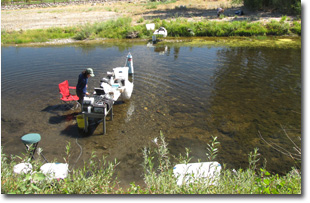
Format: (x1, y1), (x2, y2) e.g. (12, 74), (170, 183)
(1, 0), (10, 5)
(137, 17), (145, 23)
(73, 24), (94, 40)
(266, 20), (290, 35)
(290, 21), (301, 35)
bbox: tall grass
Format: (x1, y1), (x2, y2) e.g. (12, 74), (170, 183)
(73, 17), (136, 40)
(1, 17), (301, 44)
(1, 27), (77, 44)
(164, 19), (297, 37)
(1, 132), (301, 194)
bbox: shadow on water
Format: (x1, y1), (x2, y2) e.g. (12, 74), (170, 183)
(42, 102), (125, 138)
(42, 104), (78, 124)
(42, 104), (88, 138)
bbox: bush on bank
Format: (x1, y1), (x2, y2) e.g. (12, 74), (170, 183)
(1, 27), (77, 44)
(1, 134), (301, 194)
(1, 17), (301, 44)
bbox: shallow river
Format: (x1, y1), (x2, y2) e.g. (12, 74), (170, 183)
(1, 40), (301, 188)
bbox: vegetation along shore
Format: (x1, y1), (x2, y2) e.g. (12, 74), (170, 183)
(1, 0), (301, 45)
(1, 134), (301, 194)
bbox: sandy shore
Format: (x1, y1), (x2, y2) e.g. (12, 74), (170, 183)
(1, 0), (292, 32)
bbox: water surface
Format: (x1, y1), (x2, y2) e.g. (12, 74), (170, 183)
(1, 41), (301, 187)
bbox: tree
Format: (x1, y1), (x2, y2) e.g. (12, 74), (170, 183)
(233, 0), (301, 15)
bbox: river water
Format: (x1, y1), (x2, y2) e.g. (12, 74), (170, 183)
(1, 40), (301, 188)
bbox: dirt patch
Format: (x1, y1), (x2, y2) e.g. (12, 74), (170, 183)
(1, 0), (296, 32)
(1, 6), (119, 31)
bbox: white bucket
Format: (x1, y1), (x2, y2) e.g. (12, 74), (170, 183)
(146, 23), (155, 30)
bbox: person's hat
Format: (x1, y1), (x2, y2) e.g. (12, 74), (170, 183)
(86, 68), (95, 77)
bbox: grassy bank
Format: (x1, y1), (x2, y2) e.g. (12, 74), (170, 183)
(1, 133), (301, 194)
(1, 16), (301, 45)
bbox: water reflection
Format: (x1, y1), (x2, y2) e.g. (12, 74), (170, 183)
(147, 42), (182, 59)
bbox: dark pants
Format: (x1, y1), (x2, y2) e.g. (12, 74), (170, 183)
(76, 90), (85, 106)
